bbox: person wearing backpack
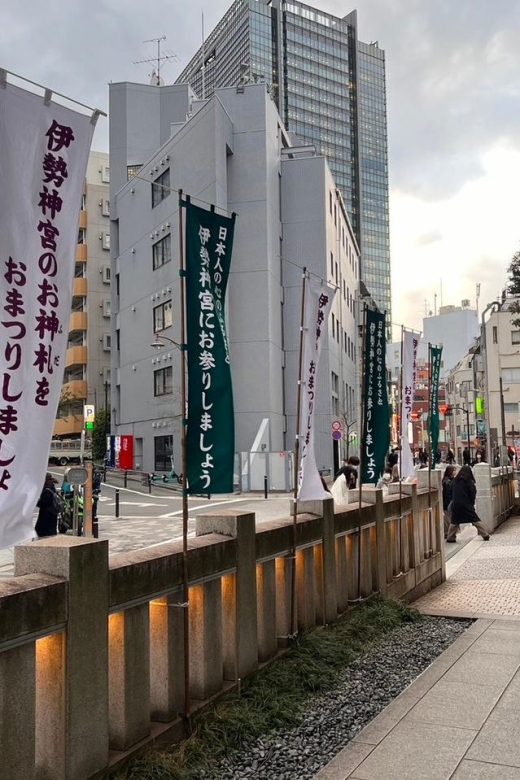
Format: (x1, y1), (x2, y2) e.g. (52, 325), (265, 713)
(35, 472), (60, 538)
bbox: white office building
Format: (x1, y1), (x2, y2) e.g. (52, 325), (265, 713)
(109, 81), (360, 477)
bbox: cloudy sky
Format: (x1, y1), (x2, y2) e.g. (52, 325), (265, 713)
(3, 0), (520, 334)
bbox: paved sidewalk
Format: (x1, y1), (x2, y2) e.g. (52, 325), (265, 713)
(314, 516), (520, 779)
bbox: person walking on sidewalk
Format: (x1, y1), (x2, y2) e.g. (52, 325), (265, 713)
(446, 465), (490, 542)
(442, 465), (456, 539)
(35, 472), (59, 538)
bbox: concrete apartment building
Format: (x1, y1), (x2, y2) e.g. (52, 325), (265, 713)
(54, 151), (112, 438)
(108, 81), (359, 474)
(423, 302), (479, 377)
(444, 297), (520, 462)
(176, 0), (391, 323)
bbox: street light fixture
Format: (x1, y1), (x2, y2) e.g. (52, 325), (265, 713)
(150, 332), (182, 351)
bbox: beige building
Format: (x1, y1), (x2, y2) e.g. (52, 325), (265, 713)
(480, 297), (520, 461)
(53, 151), (112, 438)
(447, 297), (520, 463)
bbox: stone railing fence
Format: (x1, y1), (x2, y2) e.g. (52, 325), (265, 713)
(0, 468), (514, 779)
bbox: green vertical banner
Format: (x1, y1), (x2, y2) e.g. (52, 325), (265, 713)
(429, 345), (443, 461)
(361, 309), (390, 483)
(184, 199), (236, 494)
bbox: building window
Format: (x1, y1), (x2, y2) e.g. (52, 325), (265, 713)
(103, 367), (111, 384)
(102, 266), (111, 284)
(154, 435), (173, 471)
(512, 331), (520, 344)
(493, 326), (498, 344)
(103, 299), (111, 317)
(101, 199), (110, 216)
(504, 402), (519, 413)
(154, 366), (173, 396)
(101, 165), (110, 183)
(153, 300), (173, 332)
(127, 164), (142, 180)
(152, 169), (170, 208)
(153, 234), (172, 270)
(103, 334), (111, 351)
(331, 371), (339, 394)
(502, 368), (520, 383)
(102, 233), (110, 250)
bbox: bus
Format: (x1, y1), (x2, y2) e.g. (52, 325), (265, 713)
(48, 439), (92, 466)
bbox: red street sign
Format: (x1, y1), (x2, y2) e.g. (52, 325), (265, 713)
(331, 420), (342, 431)
(332, 430), (342, 440)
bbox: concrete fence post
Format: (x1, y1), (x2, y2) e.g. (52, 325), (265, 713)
(320, 497), (337, 623)
(15, 537), (109, 780)
(196, 511), (258, 684)
(256, 559), (277, 662)
(150, 591), (185, 721)
(0, 643), (35, 779)
(108, 603), (150, 750)
(474, 463), (494, 534)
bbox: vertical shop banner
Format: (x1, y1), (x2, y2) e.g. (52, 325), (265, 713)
(0, 80), (95, 549)
(297, 276), (336, 500)
(185, 200), (236, 494)
(429, 345), (443, 461)
(401, 330), (419, 478)
(361, 309), (390, 484)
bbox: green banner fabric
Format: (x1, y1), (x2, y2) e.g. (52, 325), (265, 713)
(361, 309), (390, 484)
(429, 345), (443, 462)
(184, 200), (236, 494)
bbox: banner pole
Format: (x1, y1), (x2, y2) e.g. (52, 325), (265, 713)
(427, 342), (433, 557)
(178, 191), (190, 719)
(290, 267), (307, 639)
(398, 325), (404, 575)
(353, 302), (367, 602)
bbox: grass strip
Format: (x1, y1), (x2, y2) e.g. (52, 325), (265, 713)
(113, 597), (422, 780)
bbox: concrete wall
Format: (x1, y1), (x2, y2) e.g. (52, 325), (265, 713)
(4, 472), (512, 778)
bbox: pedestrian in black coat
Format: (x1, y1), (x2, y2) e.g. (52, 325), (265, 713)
(446, 465), (490, 542)
(35, 473), (59, 538)
(442, 465), (456, 538)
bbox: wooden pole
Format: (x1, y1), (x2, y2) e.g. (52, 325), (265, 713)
(355, 302), (367, 601)
(427, 342), (433, 557)
(178, 191), (190, 718)
(397, 325), (404, 574)
(290, 267), (307, 638)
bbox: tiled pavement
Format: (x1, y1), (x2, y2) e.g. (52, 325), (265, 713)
(314, 515), (520, 779)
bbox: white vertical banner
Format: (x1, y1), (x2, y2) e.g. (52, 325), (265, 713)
(401, 330), (419, 479)
(0, 79), (95, 548)
(297, 276), (336, 500)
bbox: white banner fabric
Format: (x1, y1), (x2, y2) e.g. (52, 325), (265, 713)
(297, 275), (336, 501)
(0, 82), (95, 548)
(401, 330), (419, 479)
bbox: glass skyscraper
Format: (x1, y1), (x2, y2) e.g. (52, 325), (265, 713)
(177, 0), (390, 319)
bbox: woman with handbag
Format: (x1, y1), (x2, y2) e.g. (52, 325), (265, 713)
(446, 465), (490, 543)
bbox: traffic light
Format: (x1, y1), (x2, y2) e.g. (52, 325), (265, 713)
(410, 411), (421, 421)
(440, 404), (452, 416)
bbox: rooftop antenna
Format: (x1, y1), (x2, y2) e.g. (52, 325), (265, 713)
(201, 11), (206, 99)
(133, 36), (180, 86)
